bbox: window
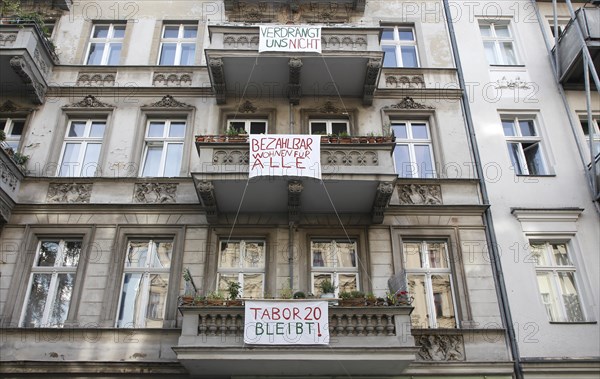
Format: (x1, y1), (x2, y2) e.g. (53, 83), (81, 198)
(403, 241), (457, 328)
(502, 116), (546, 175)
(532, 242), (585, 322)
(20, 239), (82, 327)
(391, 121), (435, 178)
(479, 22), (517, 65)
(158, 24), (197, 65)
(86, 23), (125, 65)
(57, 119), (106, 177)
(217, 240), (265, 299)
(227, 119), (267, 134)
(311, 240), (358, 296)
(141, 120), (185, 177)
(580, 117), (600, 157)
(309, 119), (349, 135)
(381, 26), (419, 68)
(116, 240), (172, 328)
(1, 118), (25, 151)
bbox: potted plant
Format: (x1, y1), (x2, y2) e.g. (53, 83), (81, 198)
(338, 290), (365, 306)
(180, 268), (195, 305)
(226, 281), (243, 306)
(226, 127), (246, 143)
(279, 281), (293, 299)
(318, 279), (336, 299)
(293, 291), (306, 299)
(206, 291), (226, 306)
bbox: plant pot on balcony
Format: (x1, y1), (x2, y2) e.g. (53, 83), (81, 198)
(339, 298), (366, 306)
(227, 299), (243, 306)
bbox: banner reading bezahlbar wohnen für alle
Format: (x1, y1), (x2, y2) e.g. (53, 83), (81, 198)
(259, 25), (321, 53)
(249, 134), (321, 179)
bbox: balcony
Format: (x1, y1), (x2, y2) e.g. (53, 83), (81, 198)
(554, 7), (600, 89)
(174, 305), (416, 377)
(0, 22), (57, 104)
(192, 136), (398, 223)
(205, 25), (383, 105)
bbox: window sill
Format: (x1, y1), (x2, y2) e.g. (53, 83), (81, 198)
(515, 174), (556, 177)
(549, 321), (597, 325)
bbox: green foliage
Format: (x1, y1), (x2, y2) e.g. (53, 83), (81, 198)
(206, 291), (225, 300)
(293, 291), (306, 299)
(12, 152), (28, 167)
(279, 281), (293, 299)
(318, 279), (336, 294)
(227, 281), (241, 300)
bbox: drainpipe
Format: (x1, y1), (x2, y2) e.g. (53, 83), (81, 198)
(289, 102), (295, 289)
(441, 1), (523, 378)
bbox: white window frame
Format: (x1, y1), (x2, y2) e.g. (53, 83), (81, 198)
(579, 116), (600, 158)
(531, 241), (586, 323)
(502, 116), (547, 175)
(116, 239), (173, 328)
(57, 119), (106, 177)
(140, 119), (186, 177)
(85, 23), (125, 65)
(403, 240), (459, 329)
(479, 21), (518, 65)
(19, 239), (82, 327)
(227, 119), (268, 134)
(392, 120), (436, 178)
(381, 25), (419, 68)
(309, 119), (350, 135)
(216, 239), (266, 299)
(157, 24), (198, 66)
(1, 117), (26, 151)
(310, 239), (359, 297)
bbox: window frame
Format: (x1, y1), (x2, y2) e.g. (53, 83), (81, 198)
(1, 117), (26, 151)
(310, 239), (360, 297)
(579, 116), (600, 158)
(216, 239), (267, 299)
(308, 119), (350, 136)
(56, 119), (106, 177)
(380, 25), (420, 68)
(391, 120), (436, 178)
(84, 23), (125, 65)
(140, 119), (186, 177)
(501, 115), (547, 176)
(227, 119), (268, 135)
(157, 24), (198, 66)
(478, 20), (518, 66)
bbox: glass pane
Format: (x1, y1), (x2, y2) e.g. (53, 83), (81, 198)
(37, 241), (59, 266)
(125, 241), (149, 268)
(69, 122), (86, 137)
(310, 122), (327, 135)
(400, 46), (418, 67)
(391, 123), (407, 139)
(398, 29), (415, 41)
(403, 242), (422, 268)
(393, 145), (412, 177)
(180, 44), (196, 65)
(523, 142), (544, 175)
(145, 274), (169, 327)
(432, 274), (456, 328)
(313, 273), (333, 296)
(159, 43), (177, 65)
(336, 242), (357, 267)
(331, 122), (348, 135)
(48, 273), (75, 327)
(107, 43), (121, 65)
(150, 241), (173, 269)
(338, 274), (358, 293)
(163, 143), (183, 177)
(183, 26), (197, 38)
(10, 120), (25, 136)
(580, 120), (590, 136)
(148, 122), (165, 137)
(59, 143), (81, 177)
(86, 43), (105, 65)
(500, 42), (516, 65)
(552, 244), (571, 266)
(414, 145), (434, 178)
(92, 26), (109, 38)
(22, 273), (51, 327)
(219, 242), (240, 268)
(89, 122), (106, 138)
(312, 242), (334, 268)
(142, 146), (162, 177)
(250, 122), (266, 134)
(407, 274), (429, 328)
(494, 25), (510, 38)
(168, 122), (186, 137)
(507, 143), (524, 175)
(218, 274), (238, 295)
(536, 272), (560, 321)
(382, 45), (397, 67)
(163, 26), (179, 38)
(117, 273), (142, 328)
(427, 242), (448, 268)
(61, 241), (81, 267)
(411, 123), (429, 139)
(483, 42), (497, 64)
(479, 24), (491, 37)
(229, 121), (246, 133)
(81, 143), (101, 176)
(243, 242), (265, 268)
(243, 273), (263, 298)
(519, 120), (536, 137)
(558, 272), (584, 322)
(381, 28), (394, 40)
(112, 26), (125, 38)
(502, 120), (515, 136)
(530, 243), (548, 266)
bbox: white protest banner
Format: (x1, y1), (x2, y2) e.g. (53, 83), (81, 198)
(249, 134), (321, 179)
(259, 25), (321, 53)
(244, 300), (329, 345)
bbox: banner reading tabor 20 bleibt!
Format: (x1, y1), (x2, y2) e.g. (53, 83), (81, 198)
(259, 25), (321, 53)
(244, 300), (329, 345)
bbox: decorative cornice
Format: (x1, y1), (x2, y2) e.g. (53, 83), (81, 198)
(144, 95), (192, 108)
(209, 58), (226, 105)
(153, 73), (192, 87)
(372, 181), (394, 223)
(76, 73), (116, 87)
(0, 100), (30, 113)
(363, 58), (381, 106)
(385, 97), (434, 110)
(64, 95), (112, 108)
(195, 180), (218, 223)
(319, 101), (340, 114)
(238, 100), (257, 113)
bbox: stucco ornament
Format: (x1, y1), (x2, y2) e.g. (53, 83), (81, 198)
(398, 184), (442, 205)
(134, 183), (177, 203)
(47, 183), (92, 203)
(416, 334), (465, 361)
